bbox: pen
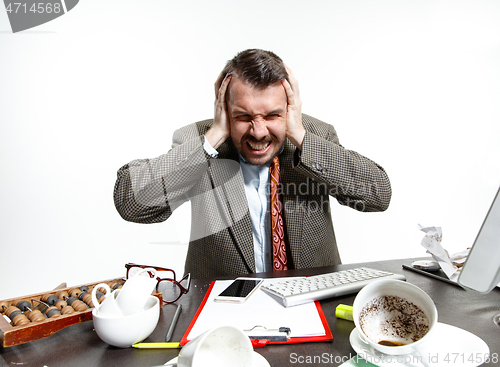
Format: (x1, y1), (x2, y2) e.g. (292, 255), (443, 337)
(132, 342), (181, 349)
(166, 303), (182, 342)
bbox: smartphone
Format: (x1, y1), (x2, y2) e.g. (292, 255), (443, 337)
(411, 260), (440, 272)
(214, 278), (264, 303)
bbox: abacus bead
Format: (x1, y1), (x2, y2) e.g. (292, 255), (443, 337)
(71, 300), (88, 312)
(28, 310), (45, 322)
(56, 290), (69, 299)
(16, 300), (32, 312)
(8, 310), (23, 320)
(5, 306), (20, 318)
(69, 288), (82, 298)
(82, 294), (94, 308)
(12, 313), (30, 326)
(60, 305), (75, 315)
(66, 296), (78, 305)
(55, 299), (68, 310)
(40, 294), (48, 302)
(46, 295), (59, 306)
(45, 307), (61, 318)
(110, 281), (124, 290)
(0, 300), (11, 312)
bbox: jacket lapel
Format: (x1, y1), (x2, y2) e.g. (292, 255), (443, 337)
(209, 141), (255, 273)
(280, 142), (305, 268)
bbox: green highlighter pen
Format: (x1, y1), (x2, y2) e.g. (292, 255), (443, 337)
(335, 304), (353, 321)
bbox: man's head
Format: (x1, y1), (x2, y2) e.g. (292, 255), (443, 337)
(219, 49), (289, 88)
(221, 49), (290, 166)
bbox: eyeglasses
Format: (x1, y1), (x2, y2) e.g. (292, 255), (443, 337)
(124, 263), (191, 304)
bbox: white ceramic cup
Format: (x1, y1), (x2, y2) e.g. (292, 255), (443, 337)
(92, 295), (160, 348)
(176, 326), (254, 367)
(91, 283), (123, 318)
(353, 279), (437, 358)
(116, 267), (158, 316)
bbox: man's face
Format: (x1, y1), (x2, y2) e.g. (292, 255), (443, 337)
(227, 77), (287, 166)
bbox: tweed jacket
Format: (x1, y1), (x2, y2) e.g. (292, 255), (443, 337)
(114, 114), (391, 279)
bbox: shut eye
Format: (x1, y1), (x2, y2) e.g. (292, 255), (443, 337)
(233, 115), (253, 123)
(266, 113), (282, 120)
(233, 114), (282, 123)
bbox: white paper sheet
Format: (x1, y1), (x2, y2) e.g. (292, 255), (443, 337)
(418, 224), (469, 282)
(187, 278), (326, 340)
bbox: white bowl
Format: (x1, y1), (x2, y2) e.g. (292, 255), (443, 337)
(353, 279), (438, 356)
(92, 295), (160, 348)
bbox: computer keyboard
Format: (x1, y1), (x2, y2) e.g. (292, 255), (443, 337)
(261, 267), (406, 307)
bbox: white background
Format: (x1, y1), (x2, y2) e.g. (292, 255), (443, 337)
(1, 0), (499, 300)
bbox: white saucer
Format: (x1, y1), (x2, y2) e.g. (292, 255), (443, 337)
(350, 322), (489, 367)
(164, 351), (270, 367)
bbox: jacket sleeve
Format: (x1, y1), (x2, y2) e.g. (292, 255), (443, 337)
(113, 124), (210, 223)
(293, 115), (392, 212)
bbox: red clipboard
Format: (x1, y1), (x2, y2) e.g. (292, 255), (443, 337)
(180, 281), (333, 348)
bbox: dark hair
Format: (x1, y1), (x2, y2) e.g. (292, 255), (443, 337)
(221, 49), (289, 88)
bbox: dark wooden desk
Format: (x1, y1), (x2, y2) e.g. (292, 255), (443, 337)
(1, 259), (499, 367)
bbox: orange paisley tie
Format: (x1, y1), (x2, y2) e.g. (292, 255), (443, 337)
(270, 156), (288, 271)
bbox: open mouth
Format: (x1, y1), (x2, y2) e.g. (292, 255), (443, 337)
(247, 140), (271, 151)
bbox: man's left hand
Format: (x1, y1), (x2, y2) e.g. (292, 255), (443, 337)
(282, 66), (305, 150)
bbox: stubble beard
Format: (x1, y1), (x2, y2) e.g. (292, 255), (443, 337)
(236, 134), (284, 166)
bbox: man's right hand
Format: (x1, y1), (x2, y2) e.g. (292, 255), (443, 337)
(205, 73), (231, 149)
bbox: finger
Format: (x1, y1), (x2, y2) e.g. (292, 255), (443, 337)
(217, 74), (232, 105)
(214, 70), (226, 98)
(282, 78), (295, 106)
(285, 64), (298, 85)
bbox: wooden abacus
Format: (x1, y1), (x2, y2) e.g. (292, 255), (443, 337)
(0, 278), (162, 347)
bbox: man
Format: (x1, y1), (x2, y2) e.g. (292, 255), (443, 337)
(114, 49), (391, 279)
